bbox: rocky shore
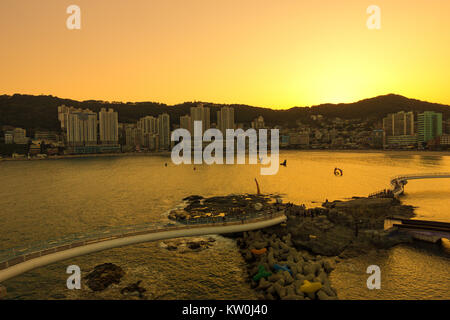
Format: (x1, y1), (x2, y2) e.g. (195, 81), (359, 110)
(237, 196), (415, 300)
(237, 230), (339, 300)
(168, 194), (281, 223)
(74, 194), (416, 300)
(85, 263), (126, 292)
(61, 258), (185, 300)
(159, 237), (217, 252)
(171, 193), (415, 300)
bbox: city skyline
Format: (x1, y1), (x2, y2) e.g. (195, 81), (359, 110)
(1, 1), (450, 304)
(3, 98), (450, 157)
(1, 0), (449, 108)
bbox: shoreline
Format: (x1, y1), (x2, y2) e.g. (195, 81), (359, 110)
(280, 149), (450, 156)
(1, 149), (449, 162)
(0, 151), (172, 161)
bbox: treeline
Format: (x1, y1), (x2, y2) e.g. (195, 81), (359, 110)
(1, 93), (449, 133)
(308, 94), (450, 119)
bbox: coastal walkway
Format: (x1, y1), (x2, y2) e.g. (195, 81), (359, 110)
(385, 217), (450, 243)
(0, 211), (286, 284)
(369, 172), (450, 198)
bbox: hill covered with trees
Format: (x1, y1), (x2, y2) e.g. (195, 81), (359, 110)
(1, 93), (449, 133)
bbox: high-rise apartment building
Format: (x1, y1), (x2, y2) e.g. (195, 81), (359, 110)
(125, 125), (142, 148)
(157, 113), (171, 150)
(138, 116), (157, 135)
(58, 105), (70, 130)
(58, 105), (84, 131)
(146, 134), (159, 151)
(382, 111), (416, 147)
(180, 115), (192, 134)
(138, 116), (157, 147)
(66, 109), (98, 146)
(418, 111), (442, 143)
(99, 108), (119, 145)
(217, 107), (235, 133)
(190, 103), (210, 132)
(382, 111), (415, 137)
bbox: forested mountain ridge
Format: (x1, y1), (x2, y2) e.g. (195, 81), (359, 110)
(1, 93), (449, 133)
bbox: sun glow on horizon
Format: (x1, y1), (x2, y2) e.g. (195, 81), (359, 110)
(0, 0), (449, 108)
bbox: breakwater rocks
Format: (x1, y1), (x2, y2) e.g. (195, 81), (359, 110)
(166, 193), (416, 300)
(84, 264), (150, 299)
(168, 194), (281, 223)
(177, 193), (416, 300)
(174, 194), (415, 257)
(65, 262), (169, 300)
(85, 263), (125, 292)
(237, 230), (339, 300)
(120, 280), (147, 299)
(285, 197), (415, 258)
(236, 196), (416, 300)
(159, 237), (216, 252)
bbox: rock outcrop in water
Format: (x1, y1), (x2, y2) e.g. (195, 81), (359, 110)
(285, 197), (414, 257)
(85, 263), (125, 292)
(120, 280), (147, 299)
(169, 194), (281, 223)
(179, 193), (416, 300)
(159, 237), (216, 253)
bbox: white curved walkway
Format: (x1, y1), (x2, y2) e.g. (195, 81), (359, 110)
(391, 172), (450, 185)
(369, 172), (450, 198)
(0, 213), (286, 283)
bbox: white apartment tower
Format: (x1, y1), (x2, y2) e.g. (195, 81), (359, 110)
(190, 103), (210, 132)
(125, 125), (142, 147)
(138, 116), (157, 147)
(58, 105), (69, 130)
(138, 116), (157, 135)
(217, 107), (235, 133)
(99, 108), (119, 145)
(382, 111), (415, 137)
(58, 105), (84, 131)
(157, 113), (171, 150)
(66, 109), (98, 146)
(180, 115), (192, 133)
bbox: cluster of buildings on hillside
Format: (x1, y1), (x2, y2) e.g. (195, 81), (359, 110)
(275, 111), (450, 150)
(0, 126), (63, 158)
(382, 111), (450, 149)
(57, 105), (120, 154)
(0, 106), (123, 158)
(278, 117), (374, 150)
(123, 104), (237, 152)
(1, 104), (450, 158)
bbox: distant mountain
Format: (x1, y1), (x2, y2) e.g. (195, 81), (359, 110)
(308, 94), (450, 119)
(0, 93), (449, 133)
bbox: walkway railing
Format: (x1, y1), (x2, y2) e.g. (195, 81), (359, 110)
(369, 172), (450, 198)
(390, 172), (450, 184)
(0, 211), (285, 270)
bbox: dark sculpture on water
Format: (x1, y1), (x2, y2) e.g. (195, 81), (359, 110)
(334, 167), (343, 176)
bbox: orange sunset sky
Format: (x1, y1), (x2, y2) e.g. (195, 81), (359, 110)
(0, 0), (449, 108)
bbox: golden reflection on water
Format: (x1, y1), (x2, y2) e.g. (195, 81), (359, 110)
(0, 151), (449, 299)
